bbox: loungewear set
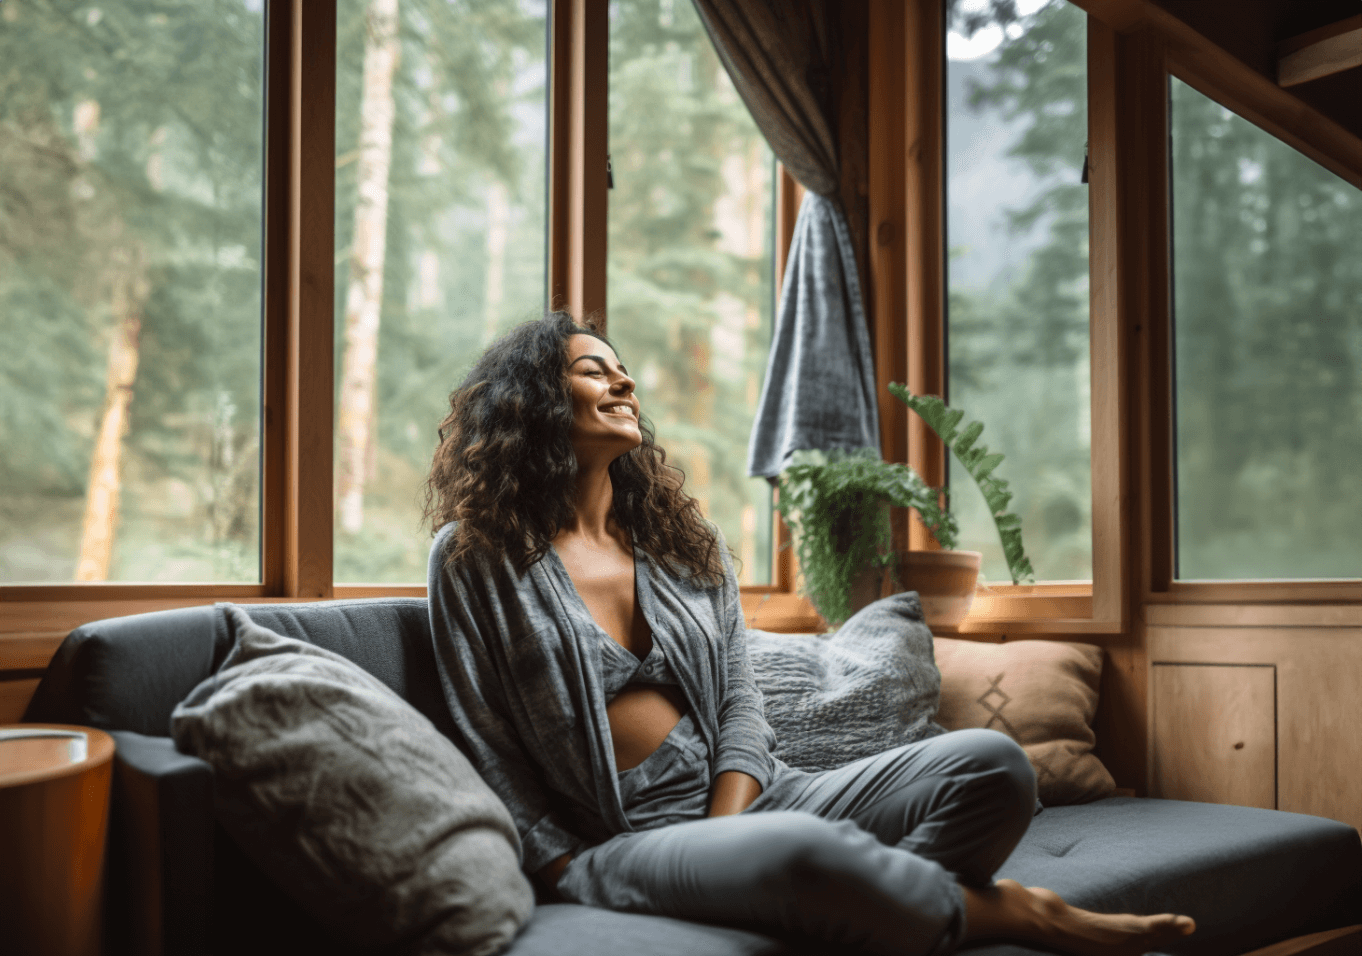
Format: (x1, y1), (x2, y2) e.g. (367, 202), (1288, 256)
(428, 522), (1037, 956)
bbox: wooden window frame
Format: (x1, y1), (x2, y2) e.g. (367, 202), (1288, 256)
(874, 0), (1130, 635)
(0, 0), (821, 656)
(1072, 0), (1362, 609)
(874, 0), (1362, 636)
(7, 0), (1359, 660)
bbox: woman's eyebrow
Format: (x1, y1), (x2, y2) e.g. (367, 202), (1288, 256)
(570, 354), (628, 375)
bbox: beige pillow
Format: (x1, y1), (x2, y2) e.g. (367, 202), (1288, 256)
(933, 637), (1116, 805)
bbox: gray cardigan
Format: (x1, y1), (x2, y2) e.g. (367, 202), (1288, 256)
(427, 522), (783, 875)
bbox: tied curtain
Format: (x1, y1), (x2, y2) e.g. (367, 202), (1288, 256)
(690, 0), (879, 481)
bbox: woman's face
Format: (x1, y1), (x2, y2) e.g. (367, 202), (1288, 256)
(564, 333), (641, 462)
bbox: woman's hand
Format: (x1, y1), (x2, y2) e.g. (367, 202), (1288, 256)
(708, 770), (762, 817)
(536, 852), (575, 900)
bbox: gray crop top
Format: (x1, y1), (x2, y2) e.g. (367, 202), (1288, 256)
(598, 636), (681, 702)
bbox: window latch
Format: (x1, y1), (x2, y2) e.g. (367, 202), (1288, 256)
(607, 153), (614, 190)
(1080, 142), (1089, 185)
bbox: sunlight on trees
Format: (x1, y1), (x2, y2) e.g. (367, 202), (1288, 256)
(0, 0), (265, 583)
(606, 0), (777, 586)
(332, 0), (548, 583)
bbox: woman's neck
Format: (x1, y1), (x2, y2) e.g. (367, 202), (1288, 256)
(557, 462), (623, 548)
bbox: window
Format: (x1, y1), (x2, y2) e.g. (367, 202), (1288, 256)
(945, 0), (1092, 585)
(607, 0), (777, 585)
(0, 2), (265, 583)
(331, 0), (549, 584)
(1170, 78), (1362, 581)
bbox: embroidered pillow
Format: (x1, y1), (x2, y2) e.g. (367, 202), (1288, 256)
(933, 636), (1116, 805)
(170, 605), (533, 955)
(748, 591), (945, 772)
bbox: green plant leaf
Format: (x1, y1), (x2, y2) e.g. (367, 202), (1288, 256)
(775, 446), (958, 626)
(887, 382), (1036, 585)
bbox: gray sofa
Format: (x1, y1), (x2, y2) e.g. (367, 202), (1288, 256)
(23, 598), (1362, 956)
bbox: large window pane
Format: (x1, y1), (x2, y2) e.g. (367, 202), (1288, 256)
(607, 0), (776, 585)
(1171, 79), (1362, 580)
(333, 0), (549, 583)
(0, 2), (264, 583)
(946, 0), (1091, 585)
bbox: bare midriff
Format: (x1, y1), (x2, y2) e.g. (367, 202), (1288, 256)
(607, 684), (688, 771)
(552, 532), (686, 774)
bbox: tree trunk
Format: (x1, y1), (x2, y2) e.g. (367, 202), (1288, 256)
(76, 244), (148, 581)
(480, 178), (510, 346)
(337, 0), (400, 535)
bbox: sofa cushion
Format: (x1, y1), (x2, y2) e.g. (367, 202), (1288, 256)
(976, 797), (1362, 956)
(747, 592), (945, 773)
(933, 637), (1115, 805)
(507, 800), (1361, 956)
(22, 598), (443, 739)
(507, 904), (787, 956)
(170, 604), (534, 956)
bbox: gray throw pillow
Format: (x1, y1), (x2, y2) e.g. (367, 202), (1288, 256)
(170, 604), (533, 956)
(748, 591), (946, 772)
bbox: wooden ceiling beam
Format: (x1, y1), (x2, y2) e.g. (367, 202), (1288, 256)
(1277, 14), (1362, 88)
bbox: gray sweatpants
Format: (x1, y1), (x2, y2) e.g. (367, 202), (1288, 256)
(557, 728), (1037, 956)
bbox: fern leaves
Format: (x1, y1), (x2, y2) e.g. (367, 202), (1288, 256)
(887, 383), (1036, 585)
(775, 447), (959, 627)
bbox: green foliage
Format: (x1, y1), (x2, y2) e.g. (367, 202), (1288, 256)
(775, 448), (957, 628)
(889, 383), (1035, 586)
(1168, 79), (1362, 577)
(1, 0), (266, 580)
(605, 0), (776, 581)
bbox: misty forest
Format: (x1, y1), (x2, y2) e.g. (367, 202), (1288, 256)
(1, 0), (1357, 586)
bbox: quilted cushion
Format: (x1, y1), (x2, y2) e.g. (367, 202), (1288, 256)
(170, 604), (534, 956)
(747, 591), (945, 772)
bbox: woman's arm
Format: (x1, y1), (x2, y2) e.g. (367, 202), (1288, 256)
(536, 852), (575, 899)
(708, 770), (762, 816)
(710, 539), (778, 791)
(429, 533), (584, 874)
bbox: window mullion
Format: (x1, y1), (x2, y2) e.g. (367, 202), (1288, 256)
(285, 0), (336, 599)
(548, 0), (608, 323)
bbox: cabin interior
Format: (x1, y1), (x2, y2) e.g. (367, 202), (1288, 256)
(1, 0), (1360, 952)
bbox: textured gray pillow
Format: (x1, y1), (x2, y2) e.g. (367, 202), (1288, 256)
(748, 591), (945, 772)
(170, 605), (534, 956)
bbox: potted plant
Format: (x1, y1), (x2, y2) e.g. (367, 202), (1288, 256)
(774, 384), (1034, 629)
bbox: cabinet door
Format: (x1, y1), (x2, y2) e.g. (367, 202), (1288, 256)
(1151, 663), (1275, 809)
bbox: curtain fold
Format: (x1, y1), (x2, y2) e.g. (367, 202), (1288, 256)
(690, 0), (879, 480)
(746, 191), (879, 478)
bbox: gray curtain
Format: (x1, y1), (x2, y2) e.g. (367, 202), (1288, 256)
(691, 0), (879, 480)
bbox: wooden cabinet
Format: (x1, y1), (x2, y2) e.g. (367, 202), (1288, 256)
(1150, 663), (1275, 808)
(1148, 616), (1362, 833)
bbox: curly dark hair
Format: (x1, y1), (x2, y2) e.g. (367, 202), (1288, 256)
(424, 311), (729, 587)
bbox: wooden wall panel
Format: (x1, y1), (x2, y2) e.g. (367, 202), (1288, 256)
(0, 678), (42, 723)
(1150, 626), (1362, 832)
(1151, 663), (1276, 809)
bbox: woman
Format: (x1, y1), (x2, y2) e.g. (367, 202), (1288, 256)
(424, 311), (1195, 956)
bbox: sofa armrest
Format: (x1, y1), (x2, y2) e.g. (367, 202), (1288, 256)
(108, 731), (214, 956)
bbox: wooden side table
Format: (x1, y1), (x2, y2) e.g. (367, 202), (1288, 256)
(0, 724), (115, 956)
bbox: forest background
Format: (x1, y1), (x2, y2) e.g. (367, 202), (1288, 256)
(1, 0), (1357, 586)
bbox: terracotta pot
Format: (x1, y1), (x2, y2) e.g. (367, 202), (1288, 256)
(848, 550), (982, 628)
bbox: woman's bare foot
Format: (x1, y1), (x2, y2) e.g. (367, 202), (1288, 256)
(962, 878), (1196, 956)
